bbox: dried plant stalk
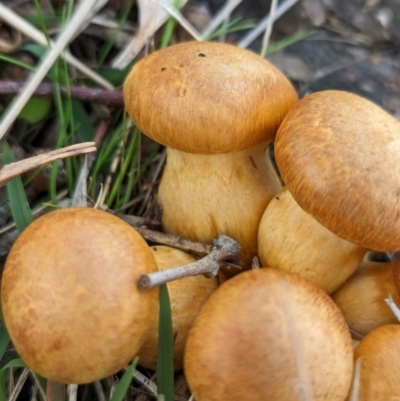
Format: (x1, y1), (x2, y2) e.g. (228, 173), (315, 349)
(0, 142), (96, 187)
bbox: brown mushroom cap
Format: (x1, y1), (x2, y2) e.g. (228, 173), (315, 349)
(123, 41), (298, 154)
(352, 324), (400, 400)
(184, 268), (353, 401)
(1, 207), (158, 384)
(275, 90), (400, 251)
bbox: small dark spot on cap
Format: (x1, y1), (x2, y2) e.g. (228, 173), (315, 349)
(275, 197), (280, 200)
(152, 246), (158, 251)
(161, 67), (166, 71)
(198, 53), (206, 57)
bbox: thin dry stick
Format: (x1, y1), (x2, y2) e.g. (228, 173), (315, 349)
(9, 369), (30, 401)
(0, 142), (96, 187)
(121, 220), (212, 256)
(137, 149), (167, 216)
(0, 3), (113, 90)
(138, 234), (240, 290)
(385, 294), (400, 321)
(156, 0), (202, 40)
(0, 0), (107, 139)
(260, 0), (278, 57)
(0, 81), (123, 106)
(236, 0), (300, 49)
(46, 380), (65, 401)
(67, 384), (78, 401)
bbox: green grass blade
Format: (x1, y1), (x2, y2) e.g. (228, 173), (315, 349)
(265, 28), (316, 56)
(109, 357), (138, 401)
(160, 0), (184, 48)
(97, 0), (135, 67)
(0, 323), (10, 366)
(0, 358), (26, 371)
(2, 141), (33, 232)
(157, 284), (174, 401)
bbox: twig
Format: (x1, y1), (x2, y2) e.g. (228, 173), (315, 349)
(0, 0), (108, 139)
(124, 222), (212, 256)
(0, 142), (96, 187)
(260, 0), (278, 57)
(9, 369), (30, 401)
(138, 235), (240, 289)
(116, 214), (162, 230)
(0, 81), (123, 107)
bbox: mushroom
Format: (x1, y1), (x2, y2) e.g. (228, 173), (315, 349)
(350, 324), (400, 400)
(123, 41), (298, 271)
(137, 245), (220, 370)
(332, 258), (399, 336)
(258, 186), (366, 293)
(184, 268), (353, 401)
(274, 90), (400, 252)
(1, 207), (158, 384)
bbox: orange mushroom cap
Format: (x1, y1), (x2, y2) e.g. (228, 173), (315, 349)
(123, 41), (298, 154)
(275, 90), (400, 251)
(1, 207), (158, 384)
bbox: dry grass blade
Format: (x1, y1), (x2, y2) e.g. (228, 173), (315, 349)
(67, 384), (78, 401)
(0, 142), (96, 187)
(111, 0), (192, 69)
(200, 0), (243, 39)
(0, 3), (113, 90)
(260, 0), (278, 57)
(9, 368), (30, 401)
(0, 0), (108, 139)
(236, 0), (300, 48)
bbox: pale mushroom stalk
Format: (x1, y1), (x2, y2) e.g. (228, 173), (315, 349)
(332, 258), (400, 336)
(258, 187), (367, 293)
(138, 234), (240, 290)
(158, 142), (282, 270)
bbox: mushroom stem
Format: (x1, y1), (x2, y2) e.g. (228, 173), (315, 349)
(138, 235), (241, 290)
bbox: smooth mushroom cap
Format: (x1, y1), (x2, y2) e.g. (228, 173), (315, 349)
(123, 41), (298, 154)
(332, 259), (399, 336)
(352, 324), (400, 400)
(1, 207), (158, 384)
(184, 268), (353, 401)
(275, 90), (400, 251)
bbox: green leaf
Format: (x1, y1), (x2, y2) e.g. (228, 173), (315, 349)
(109, 357), (138, 401)
(72, 101), (95, 141)
(157, 285), (174, 401)
(0, 323), (10, 366)
(18, 97), (52, 124)
(2, 140), (33, 232)
(0, 358), (26, 372)
(21, 42), (47, 59)
(160, 0), (184, 48)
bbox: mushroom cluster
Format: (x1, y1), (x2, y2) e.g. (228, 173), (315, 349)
(122, 42), (400, 399)
(4, 39), (400, 400)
